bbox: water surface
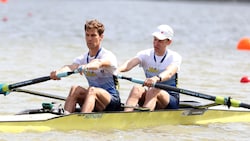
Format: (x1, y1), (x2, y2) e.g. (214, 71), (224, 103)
(0, 0), (250, 140)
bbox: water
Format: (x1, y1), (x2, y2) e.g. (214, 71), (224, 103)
(1, 0), (250, 140)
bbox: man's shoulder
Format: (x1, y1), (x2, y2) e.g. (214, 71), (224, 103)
(168, 49), (181, 56)
(101, 48), (117, 58)
(102, 47), (114, 54)
(138, 48), (153, 55)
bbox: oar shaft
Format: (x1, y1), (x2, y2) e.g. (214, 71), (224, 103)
(1, 70), (80, 95)
(240, 103), (250, 109)
(117, 75), (250, 109)
(155, 83), (250, 109)
(118, 75), (216, 100)
(9, 76), (51, 89)
(154, 83), (216, 101)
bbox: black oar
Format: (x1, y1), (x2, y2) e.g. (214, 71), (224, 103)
(0, 70), (79, 95)
(13, 88), (66, 101)
(117, 75), (250, 109)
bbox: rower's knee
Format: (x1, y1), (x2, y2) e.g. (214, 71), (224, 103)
(87, 87), (98, 96)
(130, 86), (145, 98)
(69, 85), (82, 97)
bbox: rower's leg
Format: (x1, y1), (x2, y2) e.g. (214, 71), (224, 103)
(64, 85), (87, 113)
(124, 85), (146, 112)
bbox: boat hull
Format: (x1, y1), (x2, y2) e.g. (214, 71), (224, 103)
(0, 106), (250, 133)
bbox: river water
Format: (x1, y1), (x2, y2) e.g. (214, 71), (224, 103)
(0, 0), (250, 140)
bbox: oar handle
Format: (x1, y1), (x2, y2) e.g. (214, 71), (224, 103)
(56, 71), (73, 78)
(56, 68), (81, 78)
(117, 75), (250, 109)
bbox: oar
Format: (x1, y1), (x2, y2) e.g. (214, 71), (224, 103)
(0, 70), (80, 96)
(13, 88), (66, 101)
(240, 76), (250, 83)
(117, 75), (250, 109)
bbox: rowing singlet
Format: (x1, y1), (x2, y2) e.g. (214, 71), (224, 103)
(73, 48), (119, 96)
(136, 48), (182, 98)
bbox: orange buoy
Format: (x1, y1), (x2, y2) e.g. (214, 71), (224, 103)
(237, 37), (250, 51)
(0, 0), (8, 3)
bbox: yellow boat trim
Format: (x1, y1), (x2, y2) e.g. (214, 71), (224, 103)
(0, 107), (250, 133)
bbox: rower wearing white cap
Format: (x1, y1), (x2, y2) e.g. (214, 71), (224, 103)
(117, 24), (182, 111)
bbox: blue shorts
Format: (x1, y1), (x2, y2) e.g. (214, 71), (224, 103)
(165, 94), (179, 109)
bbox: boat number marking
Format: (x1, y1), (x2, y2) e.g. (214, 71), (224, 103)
(182, 109), (206, 116)
(78, 114), (103, 119)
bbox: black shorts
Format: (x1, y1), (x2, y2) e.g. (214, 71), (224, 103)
(105, 91), (121, 111)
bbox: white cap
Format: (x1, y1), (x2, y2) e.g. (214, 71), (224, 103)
(152, 24), (174, 40)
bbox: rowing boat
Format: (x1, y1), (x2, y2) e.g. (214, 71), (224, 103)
(0, 101), (249, 133)
(1, 73), (250, 133)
